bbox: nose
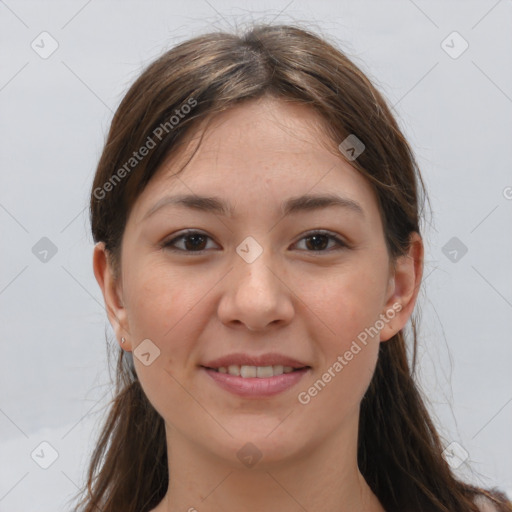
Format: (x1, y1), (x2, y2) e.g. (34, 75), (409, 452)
(217, 249), (295, 332)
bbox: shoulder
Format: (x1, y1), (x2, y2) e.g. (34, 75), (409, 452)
(474, 494), (501, 512)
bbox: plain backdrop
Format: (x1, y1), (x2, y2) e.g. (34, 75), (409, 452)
(1, 1), (511, 510)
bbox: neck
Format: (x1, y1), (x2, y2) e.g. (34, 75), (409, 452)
(153, 415), (385, 512)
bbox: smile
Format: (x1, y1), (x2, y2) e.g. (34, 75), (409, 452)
(205, 364), (307, 378)
(201, 365), (310, 397)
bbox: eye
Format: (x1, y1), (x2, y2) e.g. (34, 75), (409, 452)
(293, 230), (348, 253)
(162, 229), (347, 255)
(162, 230), (218, 253)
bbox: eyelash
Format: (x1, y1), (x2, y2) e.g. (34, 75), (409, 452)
(161, 229), (348, 255)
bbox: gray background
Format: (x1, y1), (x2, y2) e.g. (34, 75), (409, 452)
(1, 1), (511, 510)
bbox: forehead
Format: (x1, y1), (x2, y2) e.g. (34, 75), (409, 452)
(131, 97), (380, 223)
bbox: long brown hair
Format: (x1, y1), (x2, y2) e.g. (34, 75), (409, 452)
(74, 23), (511, 512)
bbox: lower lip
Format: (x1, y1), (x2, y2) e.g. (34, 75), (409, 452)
(201, 367), (310, 397)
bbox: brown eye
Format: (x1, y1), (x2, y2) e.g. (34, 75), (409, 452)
(294, 231), (347, 253)
(162, 229), (347, 255)
(162, 231), (217, 253)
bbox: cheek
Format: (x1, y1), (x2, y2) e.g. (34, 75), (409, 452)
(294, 277), (383, 430)
(304, 260), (388, 349)
(123, 265), (210, 420)
(122, 263), (202, 380)
(294, 260), (386, 412)
(124, 260), (207, 341)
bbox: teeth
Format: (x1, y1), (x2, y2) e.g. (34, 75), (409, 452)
(227, 365), (240, 376)
(256, 366), (273, 378)
(214, 364), (301, 377)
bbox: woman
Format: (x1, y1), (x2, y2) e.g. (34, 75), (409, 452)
(74, 23), (511, 512)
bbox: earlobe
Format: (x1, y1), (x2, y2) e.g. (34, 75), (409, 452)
(379, 232), (423, 342)
(92, 242), (132, 351)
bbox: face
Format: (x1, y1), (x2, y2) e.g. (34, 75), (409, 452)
(97, 96), (417, 468)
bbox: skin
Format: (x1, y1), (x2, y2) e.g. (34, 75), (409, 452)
(94, 96), (423, 512)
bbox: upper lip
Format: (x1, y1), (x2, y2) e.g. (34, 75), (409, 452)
(201, 353), (310, 369)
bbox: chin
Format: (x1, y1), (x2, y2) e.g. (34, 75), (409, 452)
(208, 427), (312, 470)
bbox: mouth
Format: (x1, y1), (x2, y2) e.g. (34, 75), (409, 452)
(200, 364), (311, 398)
(201, 364), (310, 378)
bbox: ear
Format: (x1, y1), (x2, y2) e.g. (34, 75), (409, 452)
(92, 242), (132, 351)
(379, 232), (423, 342)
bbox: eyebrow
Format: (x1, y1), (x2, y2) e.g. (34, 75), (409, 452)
(143, 192), (365, 220)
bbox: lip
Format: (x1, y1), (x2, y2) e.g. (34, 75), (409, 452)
(201, 353), (309, 369)
(201, 366), (310, 398)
